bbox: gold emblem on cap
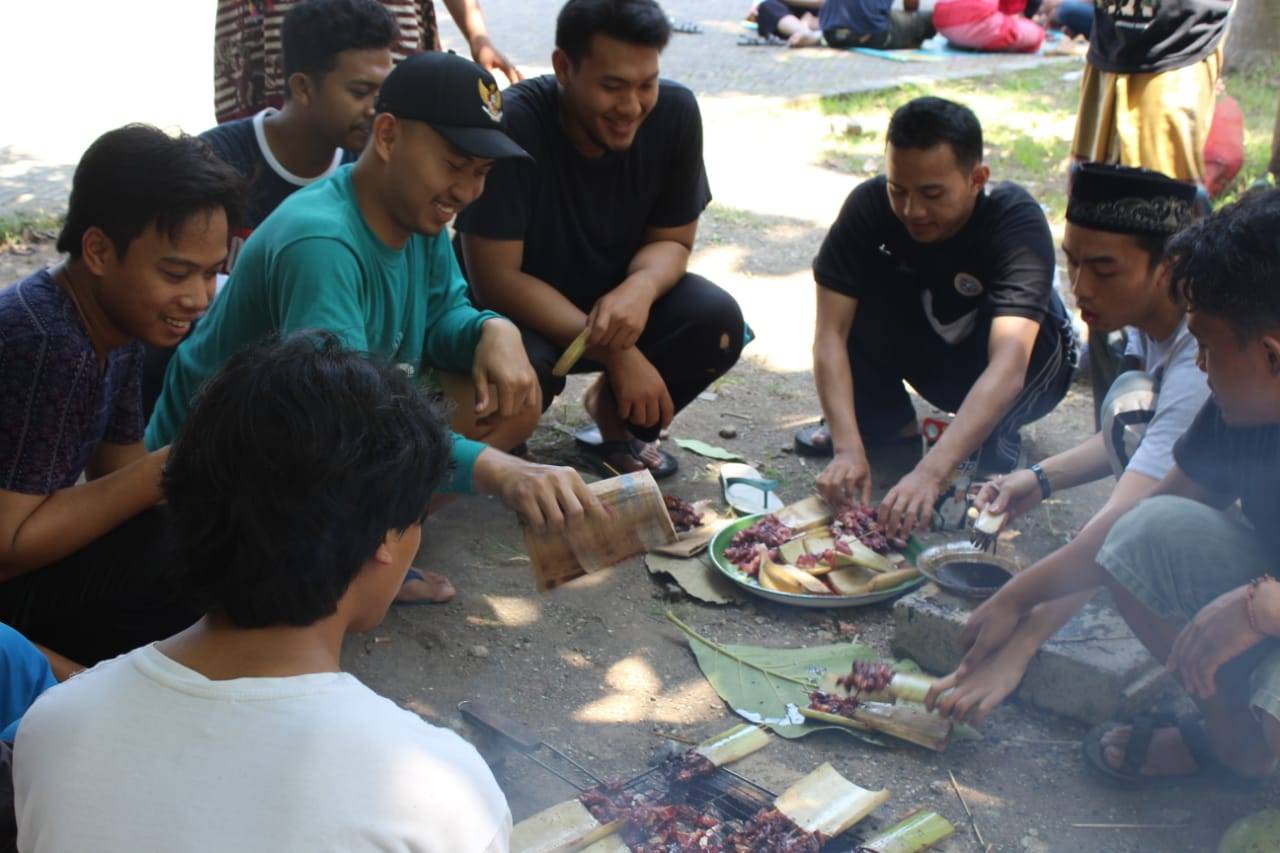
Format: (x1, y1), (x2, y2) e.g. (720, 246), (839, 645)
(478, 80), (503, 122)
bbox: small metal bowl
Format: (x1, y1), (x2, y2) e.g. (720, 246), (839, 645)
(917, 542), (1020, 600)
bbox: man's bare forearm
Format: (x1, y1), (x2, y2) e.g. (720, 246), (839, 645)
(471, 265), (589, 348)
(813, 332), (864, 456)
(1036, 432), (1113, 495)
(0, 449), (167, 578)
(624, 240), (690, 303)
(921, 359), (1025, 475)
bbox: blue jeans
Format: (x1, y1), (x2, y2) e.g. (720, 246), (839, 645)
(0, 622), (56, 741)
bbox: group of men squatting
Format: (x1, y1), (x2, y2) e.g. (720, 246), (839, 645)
(1, 0), (1279, 849)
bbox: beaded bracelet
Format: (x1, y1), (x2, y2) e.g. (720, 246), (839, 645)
(1247, 574), (1276, 636)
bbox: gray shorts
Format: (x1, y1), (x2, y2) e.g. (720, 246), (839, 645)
(1096, 495), (1280, 723)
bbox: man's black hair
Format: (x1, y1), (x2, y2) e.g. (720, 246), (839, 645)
(57, 124), (244, 260)
(1168, 188), (1280, 342)
(555, 0), (671, 65)
(162, 331), (451, 629)
(886, 97), (984, 171)
(1133, 232), (1171, 270)
(282, 0), (399, 83)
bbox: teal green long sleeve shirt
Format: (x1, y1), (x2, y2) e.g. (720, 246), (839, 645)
(146, 165), (498, 493)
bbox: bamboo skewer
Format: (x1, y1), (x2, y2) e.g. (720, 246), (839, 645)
(947, 771), (991, 853)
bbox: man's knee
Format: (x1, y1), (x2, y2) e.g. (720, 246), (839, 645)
(679, 274), (745, 366)
(1103, 495), (1209, 560)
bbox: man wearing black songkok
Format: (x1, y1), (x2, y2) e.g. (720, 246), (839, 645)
(927, 163), (1209, 727)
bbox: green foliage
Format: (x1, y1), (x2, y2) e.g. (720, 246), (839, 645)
(815, 60), (1280, 222)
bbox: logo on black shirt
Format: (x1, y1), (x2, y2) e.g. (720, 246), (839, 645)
(954, 273), (984, 298)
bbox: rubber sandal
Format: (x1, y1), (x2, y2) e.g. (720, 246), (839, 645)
(573, 424), (603, 447)
(794, 419), (922, 458)
(1081, 712), (1250, 788)
(581, 439), (679, 480)
(393, 568), (455, 607)
(719, 462), (782, 515)
(794, 421), (834, 458)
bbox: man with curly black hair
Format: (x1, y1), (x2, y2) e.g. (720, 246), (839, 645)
(956, 189), (1280, 787)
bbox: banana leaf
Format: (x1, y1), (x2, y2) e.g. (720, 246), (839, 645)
(667, 612), (908, 745)
(673, 439), (745, 461)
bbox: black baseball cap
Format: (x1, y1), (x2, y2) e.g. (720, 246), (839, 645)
(374, 51), (531, 161)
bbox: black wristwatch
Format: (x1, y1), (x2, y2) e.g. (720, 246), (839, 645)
(1030, 463), (1052, 500)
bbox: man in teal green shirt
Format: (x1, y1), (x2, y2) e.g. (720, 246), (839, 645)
(149, 52), (605, 602)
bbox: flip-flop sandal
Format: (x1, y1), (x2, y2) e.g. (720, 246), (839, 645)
(393, 568), (454, 607)
(582, 438), (679, 480)
(573, 424), (604, 447)
(1082, 712), (1248, 788)
(794, 421), (834, 457)
(795, 419), (924, 458)
(719, 462), (782, 515)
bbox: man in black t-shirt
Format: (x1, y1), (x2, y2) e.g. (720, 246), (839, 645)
(955, 190), (1280, 786)
(802, 97), (1075, 538)
(202, 0), (398, 275)
(457, 0), (744, 479)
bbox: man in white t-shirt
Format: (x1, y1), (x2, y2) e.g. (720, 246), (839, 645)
(14, 332), (511, 853)
(924, 163), (1208, 723)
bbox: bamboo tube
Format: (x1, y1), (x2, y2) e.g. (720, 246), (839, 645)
(774, 495), (832, 532)
(857, 809), (956, 853)
(552, 328), (591, 377)
(800, 702), (952, 752)
(512, 800), (610, 853)
(694, 723), (771, 766)
(775, 762), (890, 838)
(525, 470), (677, 590)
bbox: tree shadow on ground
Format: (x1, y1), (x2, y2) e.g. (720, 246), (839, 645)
(698, 202), (829, 279)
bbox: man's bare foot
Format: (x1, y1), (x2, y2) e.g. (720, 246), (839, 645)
(1101, 724), (1201, 777)
(395, 568), (455, 605)
(787, 28), (822, 47)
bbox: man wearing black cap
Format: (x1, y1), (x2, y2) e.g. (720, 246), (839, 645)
(148, 51), (606, 604)
(456, 0), (745, 479)
(925, 163), (1207, 725)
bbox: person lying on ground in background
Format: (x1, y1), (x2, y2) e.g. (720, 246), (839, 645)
(802, 96), (1076, 538)
(0, 125), (242, 664)
(147, 52), (605, 605)
(1033, 0), (1092, 38)
(749, 0), (822, 46)
(951, 189), (1280, 786)
(925, 164), (1207, 723)
(458, 0), (744, 481)
(933, 0), (1045, 53)
(16, 332), (512, 852)
(143, 0), (401, 417)
(214, 0), (522, 124)
(750, 0), (934, 49)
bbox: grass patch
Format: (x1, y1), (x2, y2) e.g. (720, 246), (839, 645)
(815, 59), (1279, 222)
(0, 212), (62, 251)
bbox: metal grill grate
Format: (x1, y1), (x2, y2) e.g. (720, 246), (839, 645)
(582, 764), (867, 851)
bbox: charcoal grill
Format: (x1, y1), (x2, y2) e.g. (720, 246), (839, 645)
(500, 726), (869, 851)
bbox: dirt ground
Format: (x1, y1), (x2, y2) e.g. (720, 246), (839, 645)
(5, 200), (1275, 852)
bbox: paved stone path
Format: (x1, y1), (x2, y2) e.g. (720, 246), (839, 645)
(1, 0), (1062, 220)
